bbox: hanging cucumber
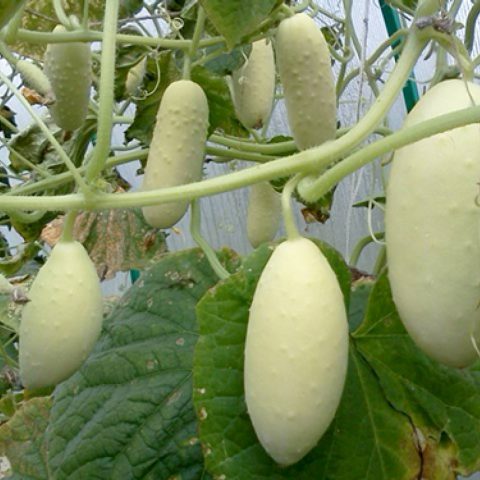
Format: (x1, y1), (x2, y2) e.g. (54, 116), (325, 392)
(246, 182), (281, 248)
(231, 39), (276, 130)
(275, 13), (336, 150)
(43, 25), (92, 131)
(385, 79), (480, 368)
(19, 241), (103, 389)
(16, 60), (54, 102)
(141, 79), (209, 229)
(244, 237), (349, 466)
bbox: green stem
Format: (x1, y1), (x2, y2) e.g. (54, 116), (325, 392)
(0, 41), (17, 64)
(10, 149), (148, 197)
(190, 200), (230, 280)
(349, 232), (384, 266)
(183, 6), (206, 80)
(210, 133), (297, 155)
(86, 0), (120, 182)
(282, 174), (301, 240)
(53, 0), (73, 27)
(465, 0), (480, 53)
(82, 0), (89, 29)
(5, 94), (479, 213)
(8, 210), (45, 224)
(0, 71), (90, 195)
(16, 28), (222, 49)
(299, 104), (480, 202)
(206, 145), (276, 163)
(60, 210), (77, 242)
(373, 245), (387, 276)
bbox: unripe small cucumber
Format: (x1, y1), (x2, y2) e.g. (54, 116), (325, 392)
(231, 39), (275, 129)
(275, 13), (336, 150)
(43, 25), (92, 131)
(19, 241), (103, 389)
(385, 79), (480, 368)
(246, 182), (281, 248)
(125, 56), (147, 97)
(142, 80), (209, 229)
(244, 237), (348, 466)
(16, 60), (54, 101)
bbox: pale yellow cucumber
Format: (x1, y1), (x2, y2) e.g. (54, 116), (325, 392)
(125, 56), (147, 97)
(246, 181), (281, 248)
(244, 237), (349, 466)
(16, 60), (54, 101)
(231, 39), (275, 129)
(275, 13), (336, 150)
(43, 25), (92, 131)
(19, 241), (103, 389)
(385, 79), (480, 368)
(141, 79), (209, 229)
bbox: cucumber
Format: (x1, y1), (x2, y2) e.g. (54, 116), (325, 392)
(43, 25), (92, 131)
(141, 79), (209, 229)
(244, 237), (349, 466)
(275, 13), (336, 150)
(16, 60), (54, 101)
(246, 181), (281, 248)
(231, 39), (276, 130)
(385, 79), (480, 368)
(125, 56), (147, 97)
(19, 241), (103, 389)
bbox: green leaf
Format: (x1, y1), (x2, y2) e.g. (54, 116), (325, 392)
(354, 272), (480, 477)
(125, 51), (181, 145)
(202, 44), (251, 76)
(0, 397), (52, 480)
(191, 65), (248, 137)
(199, 0), (279, 49)
(193, 245), (421, 479)
(46, 248), (240, 480)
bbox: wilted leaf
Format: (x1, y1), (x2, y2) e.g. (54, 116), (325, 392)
(354, 272), (480, 477)
(41, 209), (168, 280)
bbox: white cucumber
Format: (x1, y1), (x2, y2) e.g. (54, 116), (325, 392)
(275, 13), (336, 150)
(19, 241), (103, 389)
(141, 79), (209, 229)
(16, 60), (54, 101)
(246, 181), (281, 248)
(125, 56), (147, 97)
(385, 79), (480, 368)
(43, 25), (92, 131)
(231, 39), (275, 129)
(244, 237), (349, 466)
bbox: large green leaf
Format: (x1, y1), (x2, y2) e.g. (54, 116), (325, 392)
(45, 248), (239, 480)
(199, 0), (280, 49)
(0, 397), (52, 480)
(354, 272), (480, 477)
(191, 65), (248, 137)
(193, 246), (421, 479)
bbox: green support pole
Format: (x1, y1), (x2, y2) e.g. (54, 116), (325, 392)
(379, 0), (420, 111)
